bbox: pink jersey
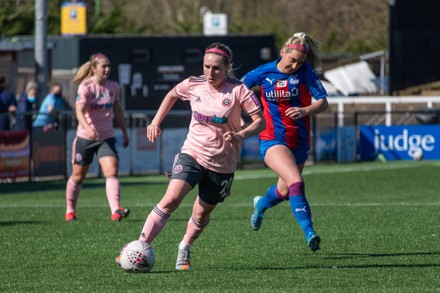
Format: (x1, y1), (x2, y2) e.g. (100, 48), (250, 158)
(75, 77), (120, 140)
(176, 76), (261, 173)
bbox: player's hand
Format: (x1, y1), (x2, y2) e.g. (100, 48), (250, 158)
(86, 128), (98, 140)
(122, 133), (129, 148)
(224, 131), (243, 143)
(8, 105), (17, 112)
(285, 107), (306, 120)
(146, 124), (161, 143)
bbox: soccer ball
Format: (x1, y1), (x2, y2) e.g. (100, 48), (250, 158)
(119, 240), (155, 273)
(412, 149), (423, 161)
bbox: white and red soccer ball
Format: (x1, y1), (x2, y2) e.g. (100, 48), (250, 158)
(118, 240), (155, 273)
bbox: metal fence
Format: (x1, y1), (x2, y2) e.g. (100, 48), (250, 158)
(2, 104), (440, 182)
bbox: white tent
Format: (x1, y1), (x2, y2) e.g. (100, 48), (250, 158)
(324, 61), (377, 96)
(320, 80), (340, 96)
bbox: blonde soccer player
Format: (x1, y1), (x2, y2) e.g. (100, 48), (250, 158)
(117, 42), (265, 270)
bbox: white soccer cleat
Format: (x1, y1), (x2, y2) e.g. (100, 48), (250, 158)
(175, 247), (191, 270)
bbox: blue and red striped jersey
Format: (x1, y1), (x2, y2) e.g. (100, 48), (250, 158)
(241, 59), (327, 148)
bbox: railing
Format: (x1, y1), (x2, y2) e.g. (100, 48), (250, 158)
(2, 97), (440, 181)
(328, 96), (440, 126)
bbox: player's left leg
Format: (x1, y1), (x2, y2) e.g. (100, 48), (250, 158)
(176, 196), (215, 270)
(99, 155), (128, 221)
(264, 145), (320, 252)
(288, 181), (320, 252)
(287, 146), (320, 252)
(98, 138), (130, 222)
(176, 169), (232, 270)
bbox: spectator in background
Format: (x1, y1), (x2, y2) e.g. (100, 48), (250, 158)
(0, 74), (17, 131)
(32, 82), (64, 131)
(15, 81), (38, 131)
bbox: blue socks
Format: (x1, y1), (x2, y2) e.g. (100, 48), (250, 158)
(258, 182), (316, 238)
(257, 185), (286, 213)
(288, 182), (314, 237)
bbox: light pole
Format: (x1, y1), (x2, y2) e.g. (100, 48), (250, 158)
(35, 0), (49, 98)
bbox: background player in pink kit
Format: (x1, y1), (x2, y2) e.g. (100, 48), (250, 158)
(65, 53), (130, 222)
(117, 42), (265, 270)
(241, 32), (328, 252)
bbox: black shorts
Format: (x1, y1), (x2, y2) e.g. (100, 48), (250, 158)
(169, 153), (235, 205)
(72, 137), (118, 166)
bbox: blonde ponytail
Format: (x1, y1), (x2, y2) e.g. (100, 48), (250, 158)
(283, 32), (322, 72)
(72, 53), (109, 87)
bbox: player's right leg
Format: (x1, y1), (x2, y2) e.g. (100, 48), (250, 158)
(251, 181), (287, 231)
(175, 167), (229, 270)
(65, 137), (95, 221)
(251, 142), (289, 230)
(139, 179), (192, 243)
(65, 165), (89, 221)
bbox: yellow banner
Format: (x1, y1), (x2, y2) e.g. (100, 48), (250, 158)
(61, 2), (87, 35)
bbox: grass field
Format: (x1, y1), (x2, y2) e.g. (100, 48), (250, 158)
(1, 161), (439, 292)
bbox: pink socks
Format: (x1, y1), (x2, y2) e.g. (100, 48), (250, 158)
(139, 205), (171, 244)
(105, 176), (121, 213)
(183, 216), (210, 246)
(65, 176), (81, 213)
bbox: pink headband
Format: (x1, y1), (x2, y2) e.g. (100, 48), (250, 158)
(205, 48), (230, 59)
(284, 43), (308, 53)
(94, 53), (108, 60)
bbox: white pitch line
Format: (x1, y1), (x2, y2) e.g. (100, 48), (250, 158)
(1, 201), (440, 209)
(233, 162), (426, 180)
(0, 162), (434, 198)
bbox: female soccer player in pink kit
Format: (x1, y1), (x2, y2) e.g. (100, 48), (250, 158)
(65, 53), (130, 222)
(118, 42), (265, 270)
(242, 32), (328, 252)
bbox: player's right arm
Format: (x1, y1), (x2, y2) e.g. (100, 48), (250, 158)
(240, 69), (260, 89)
(75, 102), (98, 140)
(146, 87), (180, 143)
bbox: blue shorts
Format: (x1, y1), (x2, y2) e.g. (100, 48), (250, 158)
(260, 140), (310, 165)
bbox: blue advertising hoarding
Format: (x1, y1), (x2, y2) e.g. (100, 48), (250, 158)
(359, 125), (439, 161)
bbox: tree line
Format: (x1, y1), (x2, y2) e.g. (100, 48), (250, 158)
(0, 0), (388, 54)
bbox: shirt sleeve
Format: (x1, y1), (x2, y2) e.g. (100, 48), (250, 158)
(48, 95), (57, 107)
(175, 78), (190, 101)
(238, 84), (262, 116)
(76, 81), (91, 105)
(303, 64), (328, 100)
(240, 69), (260, 89)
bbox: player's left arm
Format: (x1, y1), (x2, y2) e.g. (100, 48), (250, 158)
(224, 111), (265, 143)
(286, 97), (328, 120)
(113, 100), (129, 148)
(239, 111), (265, 139)
(286, 66), (329, 120)
(303, 97), (328, 116)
